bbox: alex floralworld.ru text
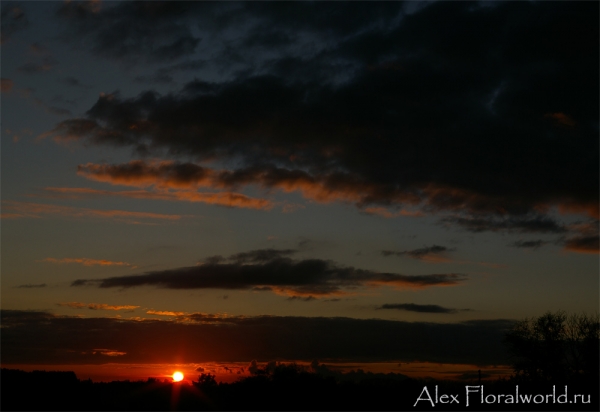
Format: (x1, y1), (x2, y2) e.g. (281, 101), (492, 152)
(413, 385), (592, 407)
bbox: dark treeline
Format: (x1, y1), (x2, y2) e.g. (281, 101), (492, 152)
(1, 364), (598, 411)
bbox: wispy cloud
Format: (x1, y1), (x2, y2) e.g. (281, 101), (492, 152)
(91, 348), (127, 357)
(441, 215), (567, 234)
(545, 112), (576, 127)
(563, 235), (599, 254)
(146, 310), (187, 317)
(509, 239), (549, 250)
(17, 56), (57, 74)
(1, 78), (14, 93)
(377, 303), (469, 314)
(381, 245), (505, 268)
(143, 309), (234, 323)
(562, 221), (599, 254)
(1, 201), (182, 222)
(74, 161), (421, 212)
(1, 5), (28, 45)
(57, 302), (139, 311)
(362, 207), (424, 218)
(382, 245), (452, 263)
(44, 186), (273, 210)
(15, 283), (47, 289)
(42, 257), (134, 267)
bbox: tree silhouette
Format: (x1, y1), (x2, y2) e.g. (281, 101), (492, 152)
(504, 311), (599, 383)
(194, 372), (217, 388)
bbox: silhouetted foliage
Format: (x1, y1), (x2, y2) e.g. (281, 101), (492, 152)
(505, 311), (600, 384)
(194, 373), (217, 388)
(2, 364), (598, 411)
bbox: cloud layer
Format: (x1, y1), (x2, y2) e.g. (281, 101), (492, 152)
(44, 1), (598, 233)
(72, 249), (467, 297)
(57, 302), (139, 311)
(1, 309), (513, 365)
(382, 245), (452, 263)
(378, 303), (465, 314)
(42, 258), (134, 267)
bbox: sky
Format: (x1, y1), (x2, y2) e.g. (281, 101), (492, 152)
(1, 1), (598, 381)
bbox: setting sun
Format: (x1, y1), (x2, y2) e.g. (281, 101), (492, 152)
(172, 371), (184, 382)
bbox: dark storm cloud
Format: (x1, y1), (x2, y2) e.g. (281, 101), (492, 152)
(509, 240), (549, 250)
(56, 2), (408, 73)
(1, 3), (28, 45)
(0, 309), (514, 365)
(377, 303), (462, 314)
(382, 245), (451, 261)
(48, 2), (599, 228)
(72, 249), (466, 297)
(56, 1), (201, 62)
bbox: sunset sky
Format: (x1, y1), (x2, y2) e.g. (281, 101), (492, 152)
(1, 1), (598, 381)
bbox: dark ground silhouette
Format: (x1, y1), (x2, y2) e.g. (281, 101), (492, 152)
(1, 365), (598, 411)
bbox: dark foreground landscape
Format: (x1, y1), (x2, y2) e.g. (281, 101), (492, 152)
(1, 365), (598, 411)
(2, 312), (598, 411)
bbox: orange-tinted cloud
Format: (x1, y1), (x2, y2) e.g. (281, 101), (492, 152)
(77, 161), (598, 223)
(563, 222), (599, 254)
(43, 257), (134, 267)
(4, 127), (33, 143)
(161, 190), (272, 209)
(563, 236), (599, 254)
(44, 187), (273, 210)
(77, 160), (212, 188)
(557, 201), (599, 220)
(92, 349), (126, 357)
(146, 310), (187, 317)
(381, 246), (506, 268)
(1, 201), (182, 221)
(1, 213), (26, 219)
(57, 302), (139, 311)
(562, 221), (599, 254)
(76, 161), (421, 208)
(37, 119), (98, 144)
(143, 310), (234, 325)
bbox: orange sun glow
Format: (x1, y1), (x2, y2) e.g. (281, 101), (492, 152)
(172, 371), (184, 382)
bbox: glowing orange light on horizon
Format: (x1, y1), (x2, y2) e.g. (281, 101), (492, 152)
(172, 371), (184, 382)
